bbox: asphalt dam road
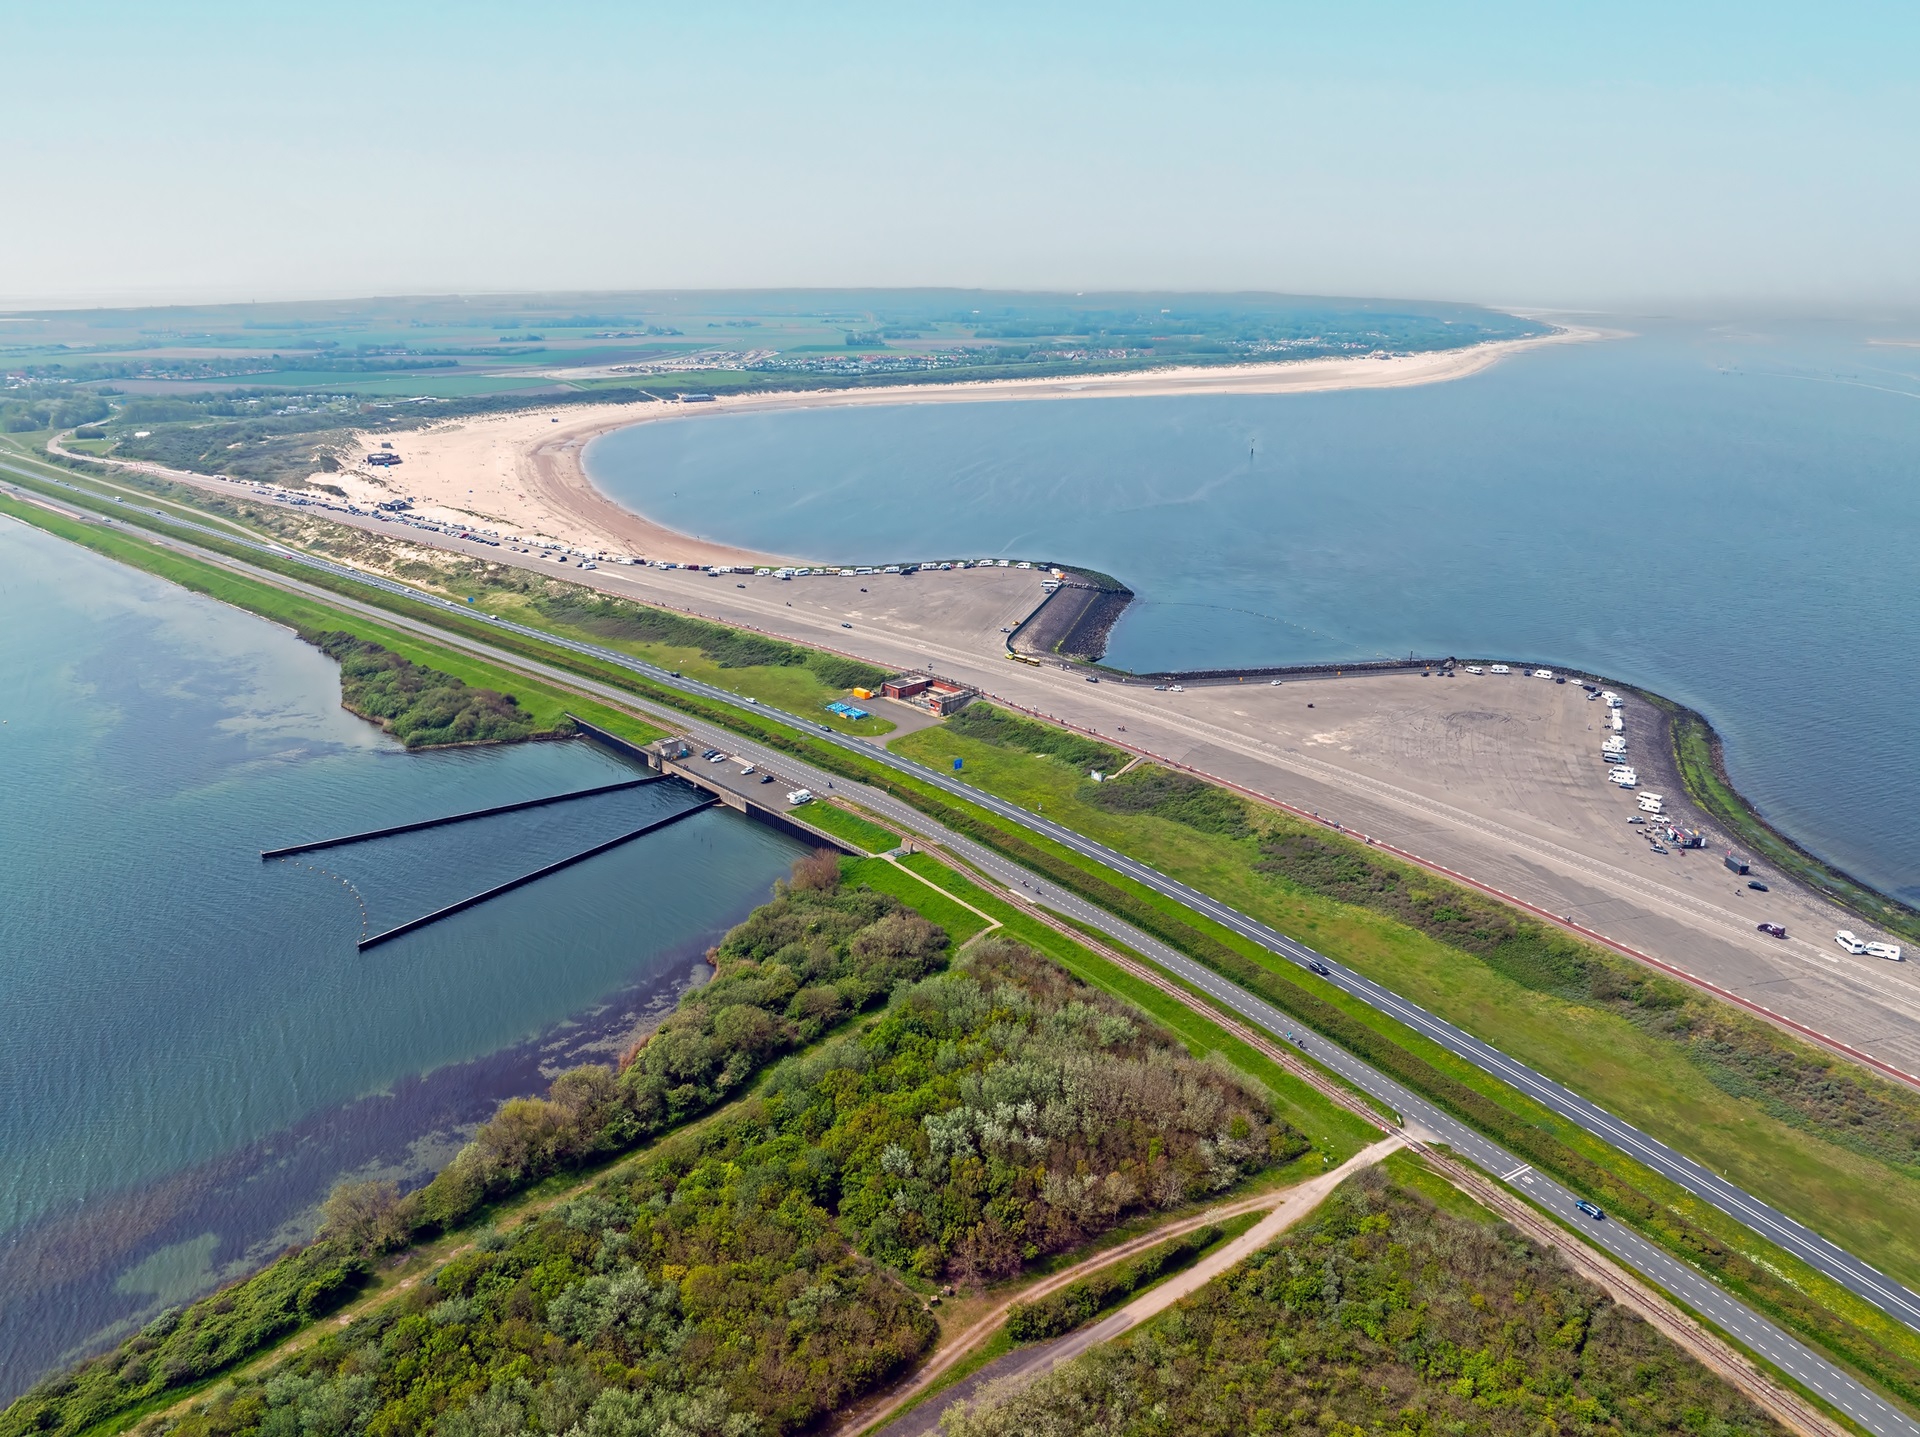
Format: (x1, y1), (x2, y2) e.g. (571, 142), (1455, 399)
(11, 476), (1920, 1434)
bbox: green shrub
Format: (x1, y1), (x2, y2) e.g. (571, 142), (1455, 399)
(136, 936), (1296, 1437)
(1004, 1224), (1222, 1342)
(944, 703), (1124, 770)
(534, 589), (889, 689)
(1083, 764), (1254, 838)
(947, 1168), (1784, 1437)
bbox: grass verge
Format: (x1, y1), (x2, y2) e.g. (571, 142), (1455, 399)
(0, 490), (662, 749)
(795, 799), (901, 854)
(14, 469), (1920, 1418)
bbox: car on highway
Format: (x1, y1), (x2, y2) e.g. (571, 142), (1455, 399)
(1747, 880), (1769, 892)
(1307, 960), (1331, 977)
(1758, 923), (1787, 939)
(1085, 675), (1099, 683)
(1575, 1200), (1606, 1220)
(841, 621), (853, 628)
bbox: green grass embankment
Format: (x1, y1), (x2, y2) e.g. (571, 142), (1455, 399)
(15, 473), (1920, 1414)
(875, 720), (1920, 1412)
(0, 491), (661, 750)
(1, 450), (898, 738)
(890, 721), (1920, 1275)
(791, 800), (901, 854)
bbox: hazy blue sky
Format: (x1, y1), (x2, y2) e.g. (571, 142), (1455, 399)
(5, 2), (1915, 311)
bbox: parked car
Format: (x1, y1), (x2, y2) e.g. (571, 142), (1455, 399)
(1747, 880), (1769, 892)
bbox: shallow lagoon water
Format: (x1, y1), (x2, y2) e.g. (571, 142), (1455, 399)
(0, 515), (805, 1396)
(587, 319), (1920, 903)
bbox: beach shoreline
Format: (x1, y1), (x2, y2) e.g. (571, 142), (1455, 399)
(326, 326), (1605, 566)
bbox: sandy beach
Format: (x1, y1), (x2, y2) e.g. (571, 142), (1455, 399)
(322, 326), (1601, 565)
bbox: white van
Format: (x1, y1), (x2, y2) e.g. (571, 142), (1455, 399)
(1836, 930), (1870, 955)
(1489, 664), (1511, 675)
(1533, 668), (1554, 680)
(1465, 665), (1484, 675)
(1864, 941), (1905, 962)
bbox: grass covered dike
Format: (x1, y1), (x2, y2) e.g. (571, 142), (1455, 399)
(12, 473), (1920, 1415)
(4, 858), (1307, 1437)
(0, 489), (662, 755)
(0, 448), (895, 739)
(885, 706), (1920, 1409)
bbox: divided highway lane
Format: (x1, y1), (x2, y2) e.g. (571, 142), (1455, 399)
(15, 473), (1920, 1359)
(857, 753), (1920, 1328)
(503, 705), (1920, 1437)
(930, 857), (1920, 1437)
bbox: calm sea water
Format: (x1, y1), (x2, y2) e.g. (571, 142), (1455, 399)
(588, 319), (1920, 902)
(0, 515), (805, 1397)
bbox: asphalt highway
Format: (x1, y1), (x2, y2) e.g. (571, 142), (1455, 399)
(10, 469), (1920, 1433)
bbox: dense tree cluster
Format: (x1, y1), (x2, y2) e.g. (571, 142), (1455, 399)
(415, 863), (949, 1230)
(83, 892), (1290, 1437)
(304, 631), (560, 749)
(944, 1168), (1784, 1437)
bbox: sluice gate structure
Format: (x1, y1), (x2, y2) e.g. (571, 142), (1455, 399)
(261, 721), (862, 954)
(260, 775), (665, 860)
(568, 715), (864, 855)
(357, 798), (718, 950)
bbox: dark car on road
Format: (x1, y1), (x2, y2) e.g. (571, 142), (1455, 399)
(1575, 1200), (1606, 1220)
(1758, 922), (1787, 939)
(1747, 879), (1769, 891)
(1307, 960), (1331, 977)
